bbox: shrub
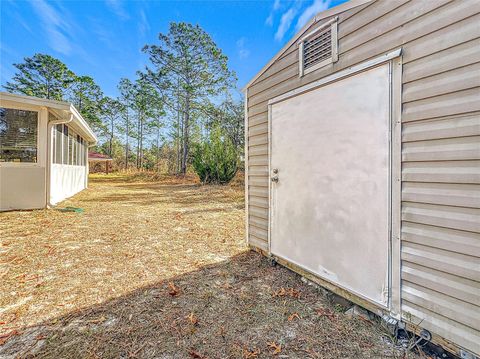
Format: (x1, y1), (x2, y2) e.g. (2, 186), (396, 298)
(192, 127), (238, 184)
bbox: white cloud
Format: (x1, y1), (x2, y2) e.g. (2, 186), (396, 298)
(29, 0), (73, 55)
(138, 9), (150, 37)
(265, 13), (274, 26)
(265, 0), (281, 27)
(275, 7), (297, 41)
(296, 0), (331, 30)
(105, 0), (130, 21)
(10, 10), (35, 36)
(236, 37), (250, 59)
(29, 1), (94, 65)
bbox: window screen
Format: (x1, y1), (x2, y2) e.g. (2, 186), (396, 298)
(80, 138), (85, 166)
(75, 135), (80, 166)
(68, 133), (74, 165)
(0, 107), (38, 163)
(55, 124), (63, 164)
(80, 138), (84, 166)
(63, 125), (69, 164)
(72, 134), (77, 165)
(52, 127), (56, 163)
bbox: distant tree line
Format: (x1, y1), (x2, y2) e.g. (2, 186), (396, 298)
(4, 22), (244, 183)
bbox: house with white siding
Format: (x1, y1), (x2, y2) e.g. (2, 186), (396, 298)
(0, 92), (97, 211)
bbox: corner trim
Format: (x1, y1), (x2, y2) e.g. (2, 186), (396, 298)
(244, 89), (249, 247)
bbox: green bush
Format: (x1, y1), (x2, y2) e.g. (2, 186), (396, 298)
(192, 127), (238, 184)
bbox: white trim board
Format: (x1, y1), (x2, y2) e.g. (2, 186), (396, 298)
(299, 16), (338, 43)
(244, 89), (250, 247)
(389, 55), (403, 319)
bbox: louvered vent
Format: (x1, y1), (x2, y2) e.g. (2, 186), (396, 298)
(298, 18), (338, 77)
(303, 28), (332, 70)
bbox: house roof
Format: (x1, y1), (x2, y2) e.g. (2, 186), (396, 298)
(0, 91), (98, 144)
(88, 152), (112, 161)
(243, 0), (372, 91)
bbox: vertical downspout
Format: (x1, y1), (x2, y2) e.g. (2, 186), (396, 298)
(46, 113), (73, 208)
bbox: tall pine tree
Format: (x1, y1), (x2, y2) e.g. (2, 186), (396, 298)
(4, 53), (75, 100)
(142, 22), (236, 175)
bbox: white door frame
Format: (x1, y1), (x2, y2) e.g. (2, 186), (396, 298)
(267, 49), (402, 317)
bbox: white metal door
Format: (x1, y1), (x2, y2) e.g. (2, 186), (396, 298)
(270, 64), (391, 307)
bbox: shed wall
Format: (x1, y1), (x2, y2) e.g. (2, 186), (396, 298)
(246, 0), (480, 354)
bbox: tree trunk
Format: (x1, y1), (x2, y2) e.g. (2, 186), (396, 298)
(176, 87), (181, 175)
(125, 111), (129, 170)
(156, 124), (160, 172)
(109, 118), (114, 157)
(136, 114), (141, 169)
(181, 97), (190, 176)
(176, 108), (181, 174)
(139, 114), (144, 169)
(179, 109), (185, 174)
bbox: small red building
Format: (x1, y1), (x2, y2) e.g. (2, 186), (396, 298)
(88, 152), (112, 174)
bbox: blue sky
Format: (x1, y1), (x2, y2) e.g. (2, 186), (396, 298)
(0, 0), (346, 98)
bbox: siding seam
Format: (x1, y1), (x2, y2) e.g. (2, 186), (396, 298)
(401, 260), (480, 285)
(402, 133), (480, 144)
(401, 296), (480, 331)
(402, 85), (480, 105)
(401, 238), (480, 259)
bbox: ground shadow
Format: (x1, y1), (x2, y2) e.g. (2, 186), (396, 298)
(89, 173), (199, 185)
(0, 251), (393, 359)
(87, 175), (134, 184)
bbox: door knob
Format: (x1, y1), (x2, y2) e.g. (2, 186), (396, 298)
(271, 176), (279, 183)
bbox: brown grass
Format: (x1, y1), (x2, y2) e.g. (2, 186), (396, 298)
(0, 172), (415, 358)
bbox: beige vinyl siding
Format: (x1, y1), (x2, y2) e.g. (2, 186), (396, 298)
(247, 0), (480, 250)
(246, 0), (480, 354)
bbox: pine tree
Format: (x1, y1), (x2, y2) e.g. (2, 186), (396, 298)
(68, 75), (104, 130)
(4, 53), (75, 100)
(142, 22), (236, 175)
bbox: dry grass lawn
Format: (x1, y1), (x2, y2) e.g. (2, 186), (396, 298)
(1, 173), (415, 358)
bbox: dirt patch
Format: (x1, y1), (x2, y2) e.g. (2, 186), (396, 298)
(0, 173), (417, 358)
(0, 173), (245, 335)
(1, 253), (416, 359)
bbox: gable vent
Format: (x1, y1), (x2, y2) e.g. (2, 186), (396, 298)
(299, 17), (338, 77)
(303, 28), (332, 70)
